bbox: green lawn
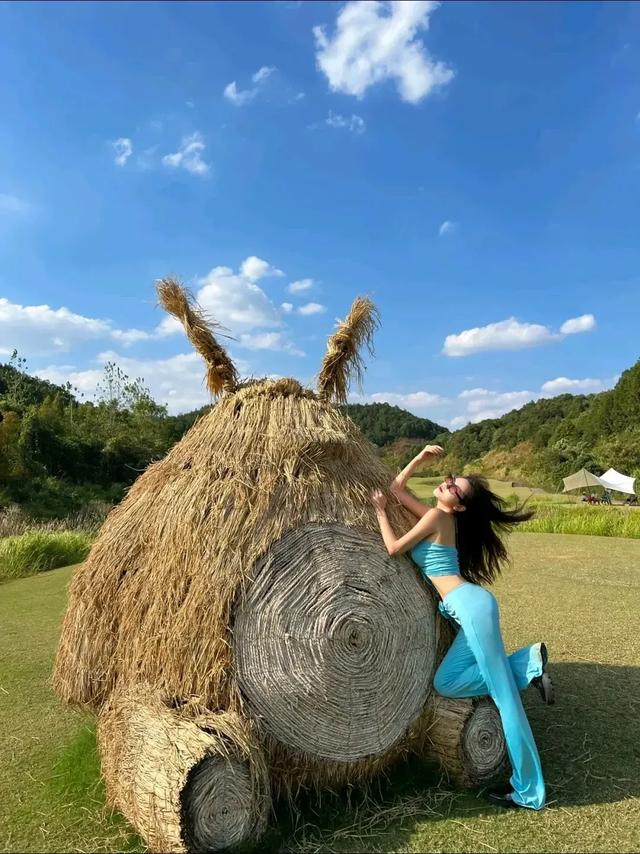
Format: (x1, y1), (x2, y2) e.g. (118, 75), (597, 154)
(1, 534), (639, 853)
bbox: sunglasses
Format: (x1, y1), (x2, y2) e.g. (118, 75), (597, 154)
(445, 474), (466, 503)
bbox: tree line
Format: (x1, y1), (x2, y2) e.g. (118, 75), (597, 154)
(1, 350), (637, 516)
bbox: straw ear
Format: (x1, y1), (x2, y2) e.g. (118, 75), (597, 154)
(317, 296), (380, 405)
(156, 278), (239, 395)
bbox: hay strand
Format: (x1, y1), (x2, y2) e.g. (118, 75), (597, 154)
(156, 277), (239, 395)
(317, 297), (380, 404)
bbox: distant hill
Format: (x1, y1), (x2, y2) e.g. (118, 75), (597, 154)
(421, 360), (640, 490)
(340, 402), (448, 447)
(3, 352), (637, 513)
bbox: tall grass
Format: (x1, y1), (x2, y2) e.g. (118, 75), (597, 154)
(0, 531), (93, 583)
(520, 504), (640, 538)
(0, 502), (108, 538)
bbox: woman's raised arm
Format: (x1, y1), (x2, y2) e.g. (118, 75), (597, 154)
(390, 444), (444, 518)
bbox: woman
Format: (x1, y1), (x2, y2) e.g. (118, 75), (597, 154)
(370, 444), (554, 811)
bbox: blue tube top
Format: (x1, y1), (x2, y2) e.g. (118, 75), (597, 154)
(409, 540), (461, 578)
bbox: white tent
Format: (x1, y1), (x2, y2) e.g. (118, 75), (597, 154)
(562, 469), (604, 493)
(599, 468), (636, 496)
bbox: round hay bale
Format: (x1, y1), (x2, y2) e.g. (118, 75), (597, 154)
(424, 695), (509, 787)
(180, 754), (258, 853)
(97, 685), (270, 853)
(233, 522), (437, 762)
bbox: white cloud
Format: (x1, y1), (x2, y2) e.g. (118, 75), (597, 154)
(449, 415), (468, 429)
(295, 91), (306, 101)
(443, 318), (557, 357)
(559, 314), (596, 335)
(224, 66), (275, 106)
(444, 312), (598, 357)
(297, 302), (326, 316)
(314, 0), (454, 103)
(451, 388), (537, 426)
(240, 256), (284, 281)
(112, 138), (133, 166)
(253, 65), (275, 84)
(223, 82), (254, 106)
(238, 331), (305, 356)
(0, 193), (32, 215)
(540, 376), (605, 394)
(326, 111), (366, 133)
(438, 219), (456, 237)
(0, 296), (158, 357)
(281, 302), (294, 314)
(0, 297), (112, 355)
(111, 328), (151, 346)
(34, 365), (104, 397)
(288, 278), (314, 294)
(370, 390), (445, 408)
(162, 132), (210, 175)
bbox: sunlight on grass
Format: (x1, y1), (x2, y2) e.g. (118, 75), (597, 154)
(1, 535), (639, 853)
(0, 531), (92, 583)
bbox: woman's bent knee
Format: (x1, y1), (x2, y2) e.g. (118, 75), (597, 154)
(433, 669), (452, 696)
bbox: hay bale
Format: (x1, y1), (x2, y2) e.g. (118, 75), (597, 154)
(423, 695), (510, 787)
(97, 684), (270, 853)
(233, 522), (436, 762)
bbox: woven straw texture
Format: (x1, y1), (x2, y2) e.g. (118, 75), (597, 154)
(424, 694), (510, 787)
(97, 684), (270, 853)
(234, 522), (436, 762)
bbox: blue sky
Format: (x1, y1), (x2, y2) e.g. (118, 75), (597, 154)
(1, 0), (639, 426)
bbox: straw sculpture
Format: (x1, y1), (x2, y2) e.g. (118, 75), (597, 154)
(53, 281), (508, 852)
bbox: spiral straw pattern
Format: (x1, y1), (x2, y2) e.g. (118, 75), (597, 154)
(424, 694), (509, 787)
(181, 754), (259, 852)
(233, 523), (437, 762)
(461, 697), (509, 783)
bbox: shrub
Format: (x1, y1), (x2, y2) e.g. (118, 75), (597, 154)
(0, 531), (93, 583)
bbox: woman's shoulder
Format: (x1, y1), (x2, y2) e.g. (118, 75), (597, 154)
(428, 509), (457, 548)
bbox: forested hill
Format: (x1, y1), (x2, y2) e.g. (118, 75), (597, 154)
(340, 402), (447, 446)
(2, 352), (637, 513)
(421, 359), (640, 490)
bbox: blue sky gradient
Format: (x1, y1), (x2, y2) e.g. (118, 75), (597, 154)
(1, 1), (639, 424)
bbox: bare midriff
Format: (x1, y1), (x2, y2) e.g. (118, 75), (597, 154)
(426, 573), (466, 601)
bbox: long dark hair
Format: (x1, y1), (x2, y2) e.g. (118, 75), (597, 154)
(455, 475), (534, 585)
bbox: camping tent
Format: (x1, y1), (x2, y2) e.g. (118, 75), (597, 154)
(599, 468), (636, 496)
(562, 469), (603, 493)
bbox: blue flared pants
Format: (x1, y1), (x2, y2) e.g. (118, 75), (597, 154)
(435, 582), (546, 810)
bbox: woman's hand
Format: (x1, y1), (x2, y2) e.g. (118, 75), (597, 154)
(417, 444), (444, 463)
(370, 489), (387, 513)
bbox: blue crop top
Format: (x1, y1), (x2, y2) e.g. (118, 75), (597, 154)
(409, 540), (461, 579)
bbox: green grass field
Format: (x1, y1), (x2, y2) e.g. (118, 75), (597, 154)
(1, 534), (639, 853)
(409, 477), (640, 539)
